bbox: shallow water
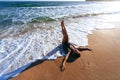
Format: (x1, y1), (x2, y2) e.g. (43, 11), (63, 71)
(0, 1), (120, 77)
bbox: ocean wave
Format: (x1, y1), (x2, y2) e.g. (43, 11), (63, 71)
(29, 16), (55, 23)
(0, 1), (120, 27)
(0, 11), (118, 28)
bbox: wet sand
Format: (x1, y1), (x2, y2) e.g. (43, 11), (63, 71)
(11, 28), (120, 80)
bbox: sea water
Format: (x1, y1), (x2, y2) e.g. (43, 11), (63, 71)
(0, 1), (120, 78)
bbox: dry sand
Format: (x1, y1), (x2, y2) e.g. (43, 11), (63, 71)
(11, 28), (120, 80)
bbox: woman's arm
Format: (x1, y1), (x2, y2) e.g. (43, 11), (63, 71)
(60, 50), (71, 71)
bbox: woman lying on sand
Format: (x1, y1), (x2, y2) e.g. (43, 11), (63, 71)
(60, 20), (92, 71)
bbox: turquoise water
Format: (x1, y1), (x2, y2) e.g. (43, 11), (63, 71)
(0, 1), (120, 79)
(0, 1), (88, 7)
(0, 1), (120, 29)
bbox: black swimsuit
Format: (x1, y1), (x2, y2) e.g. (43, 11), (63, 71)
(63, 42), (71, 54)
(63, 42), (80, 60)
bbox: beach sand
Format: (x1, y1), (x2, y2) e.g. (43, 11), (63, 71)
(11, 28), (120, 80)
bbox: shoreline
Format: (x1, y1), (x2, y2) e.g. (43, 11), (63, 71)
(11, 28), (120, 80)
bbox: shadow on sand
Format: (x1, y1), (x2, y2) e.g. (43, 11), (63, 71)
(65, 47), (92, 63)
(24, 45), (92, 71)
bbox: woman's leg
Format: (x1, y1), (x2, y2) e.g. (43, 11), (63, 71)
(77, 47), (92, 52)
(61, 20), (71, 71)
(61, 20), (69, 44)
